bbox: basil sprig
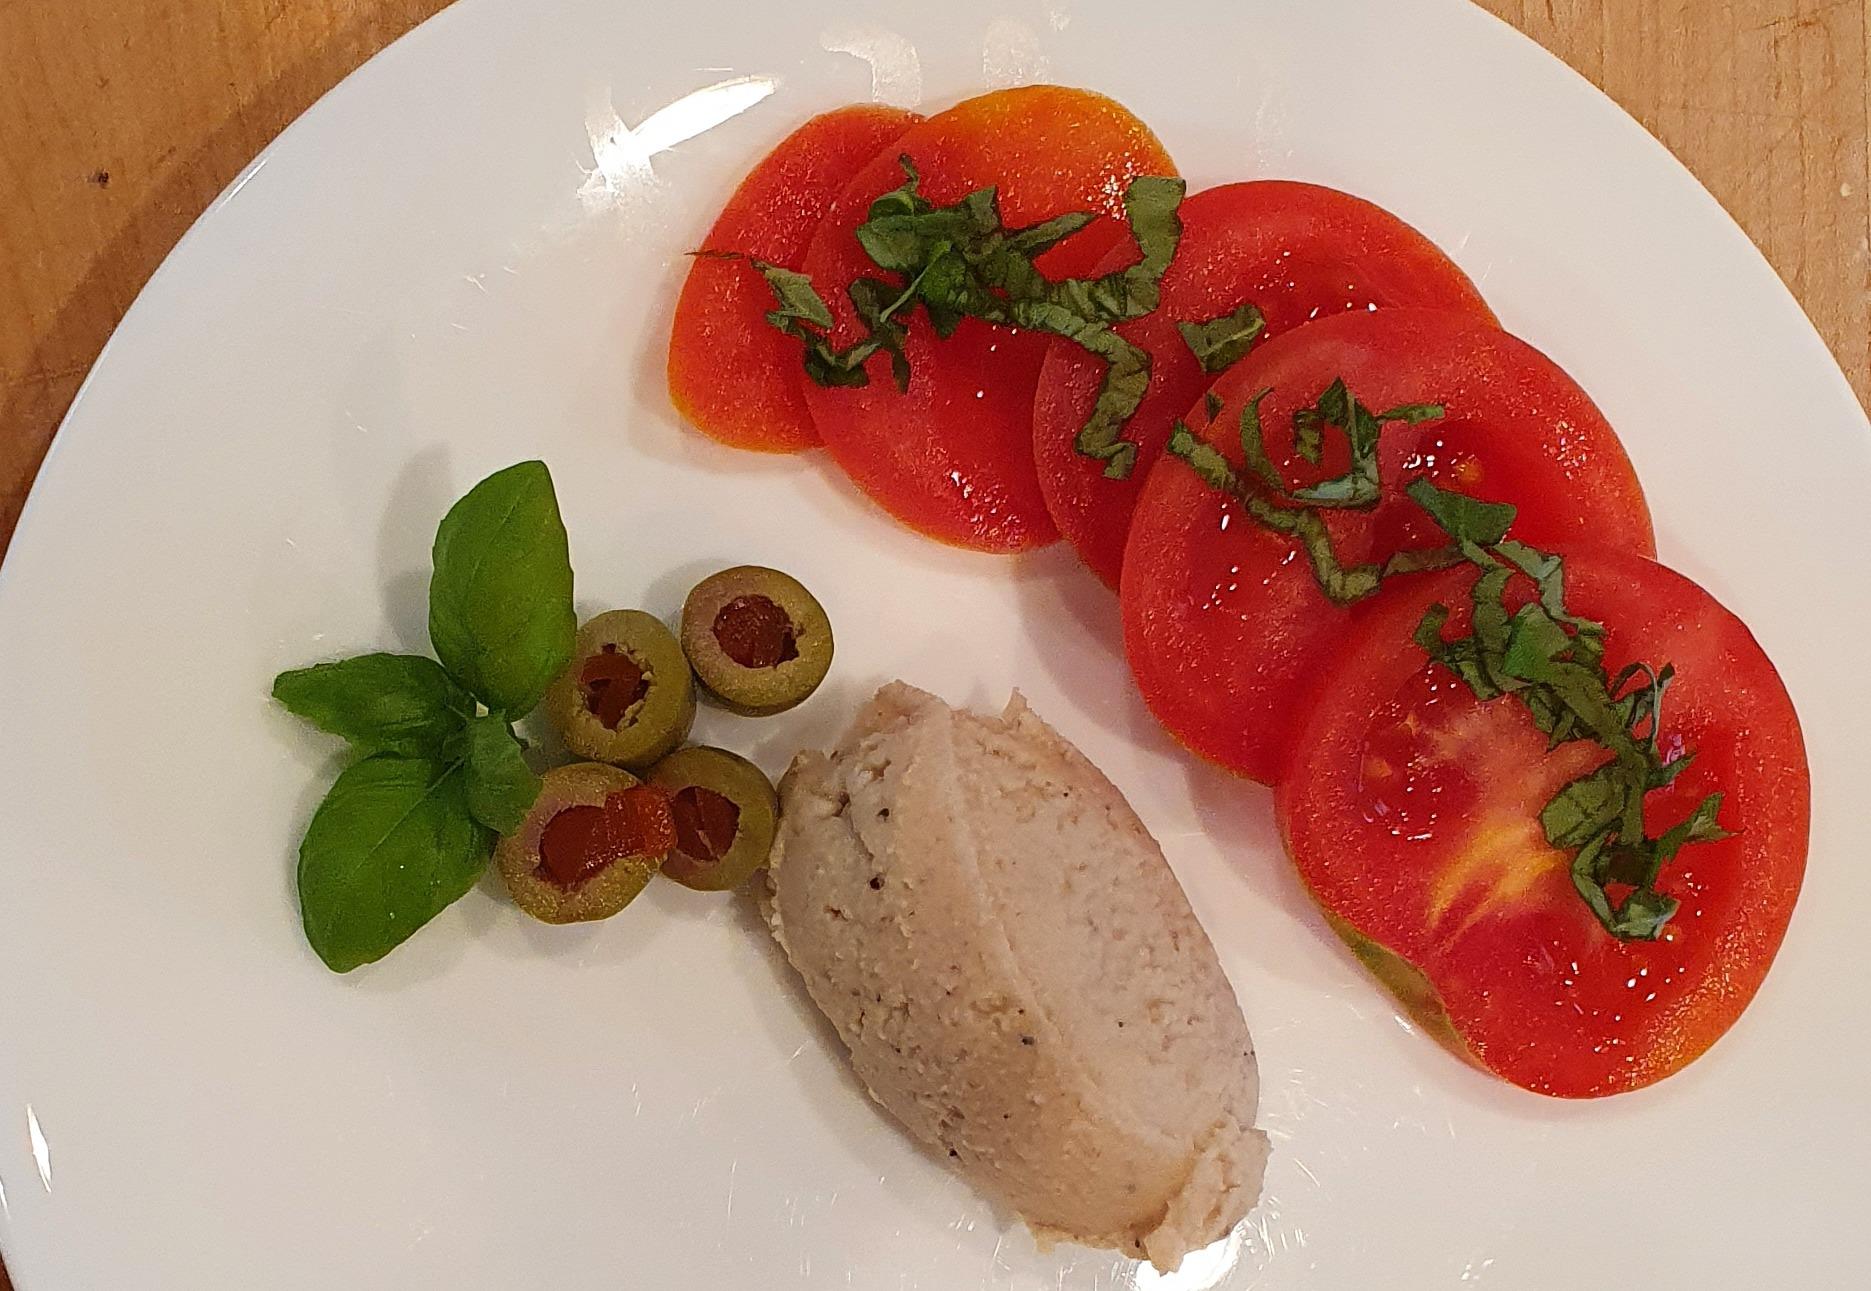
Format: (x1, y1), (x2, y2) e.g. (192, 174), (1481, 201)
(1164, 377), (1447, 604)
(272, 462), (572, 971)
(730, 157), (1186, 479)
(1407, 480), (1730, 942)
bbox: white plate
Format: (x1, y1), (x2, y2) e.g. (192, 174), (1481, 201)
(1, 0), (1866, 1286)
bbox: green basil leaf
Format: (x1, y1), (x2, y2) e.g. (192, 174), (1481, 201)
(1405, 476), (1518, 547)
(1501, 604), (1573, 682)
(1176, 302), (1267, 374)
(856, 183), (995, 272)
(1004, 210), (1097, 258)
(834, 170), (1190, 480)
(272, 653), (473, 757)
(799, 339), (876, 388)
(1291, 378), (1352, 465)
(1536, 659), (1648, 758)
(1203, 390), (1224, 422)
(956, 186), (1004, 237)
(1650, 749), (1699, 788)
(1288, 392), (1444, 511)
(865, 155), (927, 221)
(1277, 509), (1382, 604)
(1469, 567), (1517, 689)
(1064, 329), (1150, 479)
(1166, 422), (1240, 494)
(848, 276), (915, 392)
(1569, 834), (1619, 928)
(1288, 463), (1380, 509)
(1376, 403), (1446, 425)
(1651, 792), (1732, 865)
(1236, 388), (1284, 491)
(1541, 763), (1630, 849)
(1521, 683), (1568, 741)
(704, 251), (881, 389)
(1117, 175), (1186, 286)
(743, 257), (833, 329)
(1605, 887), (1680, 941)
(428, 461), (577, 716)
(1382, 545), (1465, 579)
(297, 755), (492, 972)
(1413, 603), (1452, 654)
(463, 714), (541, 835)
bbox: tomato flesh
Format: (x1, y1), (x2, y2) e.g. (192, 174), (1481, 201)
(1277, 551), (1809, 1097)
(801, 85), (1176, 551)
(1121, 308), (1655, 784)
(1033, 181), (1496, 586)
(667, 104), (920, 451)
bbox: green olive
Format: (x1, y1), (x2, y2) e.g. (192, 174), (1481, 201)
(544, 610), (696, 770)
(646, 746), (780, 892)
(494, 763), (674, 924)
(679, 566), (832, 716)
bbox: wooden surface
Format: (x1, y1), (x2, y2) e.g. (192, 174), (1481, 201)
(0, 0), (1866, 1281)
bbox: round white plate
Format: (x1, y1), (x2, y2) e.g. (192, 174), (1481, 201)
(1, 1), (1866, 1286)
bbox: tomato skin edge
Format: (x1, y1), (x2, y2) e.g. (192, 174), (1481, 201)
(667, 104), (922, 453)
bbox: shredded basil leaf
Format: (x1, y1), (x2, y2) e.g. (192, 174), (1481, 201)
(1407, 510), (1736, 942)
(1163, 377), (1445, 606)
(1235, 389), (1283, 491)
(1404, 477), (1516, 548)
(1177, 302), (1267, 374)
(737, 158), (1187, 479)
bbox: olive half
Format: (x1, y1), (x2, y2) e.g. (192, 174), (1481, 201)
(646, 746), (779, 891)
(495, 763), (675, 924)
(544, 610), (696, 770)
(679, 566), (832, 715)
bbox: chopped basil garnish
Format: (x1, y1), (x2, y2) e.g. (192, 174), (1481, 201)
(727, 158), (1187, 479)
(1176, 301), (1267, 374)
(1410, 498), (1732, 942)
(1159, 373), (1732, 940)
(1163, 377), (1445, 606)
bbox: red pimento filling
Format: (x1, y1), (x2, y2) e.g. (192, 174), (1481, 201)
(581, 644), (650, 729)
(712, 596), (798, 668)
(536, 786), (675, 890)
(670, 786), (742, 865)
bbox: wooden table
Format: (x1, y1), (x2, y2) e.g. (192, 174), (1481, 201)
(0, 0), (1865, 1283)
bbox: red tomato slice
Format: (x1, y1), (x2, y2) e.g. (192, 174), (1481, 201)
(1033, 181), (1496, 586)
(667, 104), (920, 452)
(1121, 308), (1655, 784)
(801, 85), (1177, 551)
(1276, 550), (1809, 1097)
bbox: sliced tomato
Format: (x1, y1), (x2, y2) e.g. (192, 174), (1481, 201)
(1121, 308), (1655, 784)
(800, 85), (1177, 551)
(667, 104), (921, 452)
(1033, 181), (1496, 586)
(1276, 550), (1809, 1097)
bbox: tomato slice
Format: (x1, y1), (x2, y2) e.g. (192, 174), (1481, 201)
(800, 85), (1177, 551)
(1121, 308), (1655, 784)
(1033, 181), (1496, 586)
(667, 104), (920, 452)
(1276, 550), (1809, 1097)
